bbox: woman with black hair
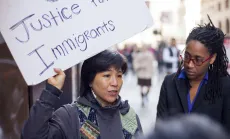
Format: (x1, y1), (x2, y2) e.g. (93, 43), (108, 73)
(156, 16), (230, 133)
(22, 50), (143, 139)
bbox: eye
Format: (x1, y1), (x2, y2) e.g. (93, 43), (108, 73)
(195, 57), (203, 63)
(117, 74), (123, 78)
(103, 74), (110, 78)
(184, 53), (190, 59)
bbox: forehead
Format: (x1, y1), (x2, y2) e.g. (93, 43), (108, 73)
(186, 40), (210, 56)
(107, 66), (122, 72)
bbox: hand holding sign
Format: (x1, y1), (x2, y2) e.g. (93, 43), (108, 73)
(48, 68), (66, 90)
(0, 0), (153, 85)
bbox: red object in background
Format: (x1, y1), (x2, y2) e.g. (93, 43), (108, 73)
(224, 37), (230, 69)
(224, 37), (230, 48)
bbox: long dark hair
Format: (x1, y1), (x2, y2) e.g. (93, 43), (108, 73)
(176, 16), (230, 103)
(79, 49), (127, 97)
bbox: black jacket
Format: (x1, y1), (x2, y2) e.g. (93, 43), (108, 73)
(21, 84), (143, 139)
(157, 73), (230, 133)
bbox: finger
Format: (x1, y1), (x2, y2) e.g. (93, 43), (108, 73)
(54, 68), (61, 74)
(48, 76), (55, 82)
(54, 68), (65, 76)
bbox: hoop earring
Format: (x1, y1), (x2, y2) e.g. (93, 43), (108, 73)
(209, 64), (213, 69)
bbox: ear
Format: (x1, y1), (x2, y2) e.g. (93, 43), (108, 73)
(210, 53), (217, 64)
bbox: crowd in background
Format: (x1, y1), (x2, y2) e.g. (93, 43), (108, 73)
(118, 38), (181, 78)
(118, 38), (181, 107)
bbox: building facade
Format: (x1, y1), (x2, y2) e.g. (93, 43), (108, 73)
(200, 0), (230, 36)
(150, 0), (186, 44)
(184, 0), (201, 37)
(120, 0), (187, 48)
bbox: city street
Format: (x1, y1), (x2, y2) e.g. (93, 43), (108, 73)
(120, 61), (165, 135)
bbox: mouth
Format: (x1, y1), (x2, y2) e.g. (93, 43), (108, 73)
(186, 71), (196, 76)
(108, 90), (119, 96)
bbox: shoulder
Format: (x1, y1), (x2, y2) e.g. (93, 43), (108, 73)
(51, 103), (80, 138)
(220, 76), (230, 83)
(119, 101), (136, 120)
(122, 106), (140, 123)
(220, 76), (230, 89)
(53, 103), (77, 118)
(120, 106), (139, 135)
(49, 104), (77, 133)
(220, 76), (230, 95)
(163, 73), (177, 83)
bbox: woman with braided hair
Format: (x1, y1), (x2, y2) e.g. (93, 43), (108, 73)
(156, 16), (230, 133)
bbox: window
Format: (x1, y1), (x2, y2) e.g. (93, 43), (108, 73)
(218, 2), (221, 11)
(227, 19), (230, 33)
(226, 0), (229, 8)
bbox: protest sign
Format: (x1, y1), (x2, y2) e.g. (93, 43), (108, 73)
(0, 0), (153, 85)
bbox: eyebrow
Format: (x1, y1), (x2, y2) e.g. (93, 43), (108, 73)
(185, 51), (204, 58)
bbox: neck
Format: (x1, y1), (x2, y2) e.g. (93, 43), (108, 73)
(189, 80), (202, 87)
(189, 74), (206, 86)
(96, 97), (110, 107)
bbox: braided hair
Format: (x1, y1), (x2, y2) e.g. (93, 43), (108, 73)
(176, 15), (230, 103)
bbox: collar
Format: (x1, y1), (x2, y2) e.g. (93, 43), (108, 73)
(178, 69), (208, 81)
(77, 91), (130, 115)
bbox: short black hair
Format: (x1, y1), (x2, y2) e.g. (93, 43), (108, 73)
(146, 114), (229, 139)
(176, 15), (230, 103)
(79, 49), (127, 96)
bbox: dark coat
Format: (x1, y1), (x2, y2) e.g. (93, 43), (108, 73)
(157, 73), (230, 133)
(21, 84), (143, 139)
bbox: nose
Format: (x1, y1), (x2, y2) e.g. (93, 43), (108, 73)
(188, 59), (195, 68)
(110, 76), (118, 87)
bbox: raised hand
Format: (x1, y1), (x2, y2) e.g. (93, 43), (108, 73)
(48, 68), (66, 90)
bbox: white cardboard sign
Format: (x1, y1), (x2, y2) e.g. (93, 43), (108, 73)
(0, 0), (153, 85)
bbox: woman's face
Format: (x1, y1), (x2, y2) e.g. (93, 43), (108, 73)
(91, 66), (123, 107)
(184, 40), (216, 81)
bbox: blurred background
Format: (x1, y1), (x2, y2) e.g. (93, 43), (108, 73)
(0, 0), (230, 138)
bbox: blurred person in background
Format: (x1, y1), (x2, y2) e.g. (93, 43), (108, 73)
(122, 44), (134, 75)
(133, 45), (154, 107)
(156, 41), (167, 74)
(22, 50), (143, 139)
(156, 16), (230, 133)
(163, 38), (180, 74)
(145, 114), (229, 139)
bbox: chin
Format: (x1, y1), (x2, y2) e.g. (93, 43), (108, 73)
(187, 75), (197, 80)
(106, 97), (118, 104)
